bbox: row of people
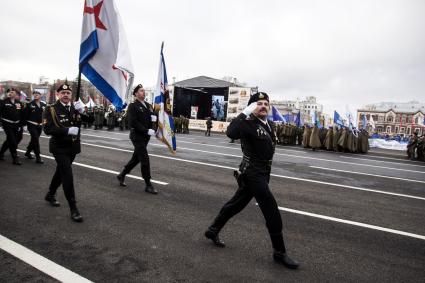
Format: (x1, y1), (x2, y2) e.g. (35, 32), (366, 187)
(407, 132), (425, 161)
(303, 125), (369, 153)
(0, 88), (46, 164)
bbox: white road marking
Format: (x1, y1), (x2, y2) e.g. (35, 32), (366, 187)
(276, 152), (425, 174)
(77, 142), (425, 201)
(0, 234), (92, 283)
(310, 165), (425, 184)
(81, 133), (123, 140)
(78, 132), (425, 173)
(16, 149), (168, 185)
(339, 155), (425, 168)
(80, 129), (307, 154)
(276, 206), (425, 241)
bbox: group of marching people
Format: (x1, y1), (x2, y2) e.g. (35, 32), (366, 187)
(302, 125), (369, 153)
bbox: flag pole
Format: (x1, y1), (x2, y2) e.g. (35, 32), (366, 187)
(75, 68), (82, 102)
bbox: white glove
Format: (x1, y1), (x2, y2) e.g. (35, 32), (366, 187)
(151, 115), (157, 122)
(242, 102), (258, 116)
(148, 129), (156, 136)
(68, 127), (79, 136)
(73, 101), (85, 114)
(23, 126), (27, 131)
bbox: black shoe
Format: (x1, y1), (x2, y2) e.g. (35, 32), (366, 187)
(145, 184), (158, 194)
(0, 154), (4, 161)
(12, 158), (22, 165)
(70, 208), (83, 223)
(44, 194), (60, 207)
(205, 228), (225, 247)
(116, 174), (127, 187)
(273, 251), (299, 269)
(25, 152), (34, 159)
(35, 156), (44, 164)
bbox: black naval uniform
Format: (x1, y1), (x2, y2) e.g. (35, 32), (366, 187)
(205, 95), (299, 269)
(0, 97), (25, 164)
(43, 100), (83, 222)
(117, 99), (157, 193)
(24, 100), (46, 163)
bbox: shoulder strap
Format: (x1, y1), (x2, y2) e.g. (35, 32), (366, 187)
(50, 105), (62, 128)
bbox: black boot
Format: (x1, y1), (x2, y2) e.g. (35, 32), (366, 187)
(44, 193), (60, 207)
(273, 251), (299, 269)
(70, 205), (83, 223)
(205, 227), (225, 247)
(12, 156), (22, 165)
(145, 183), (158, 194)
(116, 173), (127, 187)
(35, 155), (44, 164)
(25, 151), (34, 159)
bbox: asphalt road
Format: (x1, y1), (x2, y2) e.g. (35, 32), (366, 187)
(1, 128), (424, 282)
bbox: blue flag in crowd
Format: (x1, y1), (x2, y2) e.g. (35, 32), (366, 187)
(294, 111), (302, 127)
(268, 106), (286, 122)
(334, 111), (344, 126)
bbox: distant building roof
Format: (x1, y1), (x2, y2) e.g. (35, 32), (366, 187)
(173, 76), (241, 88)
(362, 101), (425, 113)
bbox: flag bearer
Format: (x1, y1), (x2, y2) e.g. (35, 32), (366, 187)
(116, 84), (158, 194)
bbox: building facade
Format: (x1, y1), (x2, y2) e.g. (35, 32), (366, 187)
(357, 101), (425, 136)
(271, 96), (324, 124)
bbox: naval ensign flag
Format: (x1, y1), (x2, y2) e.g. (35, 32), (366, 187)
(79, 0), (134, 111)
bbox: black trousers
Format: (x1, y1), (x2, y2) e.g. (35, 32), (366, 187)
(26, 124), (42, 155)
(210, 168), (286, 252)
(48, 153), (77, 208)
(121, 140), (151, 184)
(205, 128), (211, 136)
(0, 124), (22, 157)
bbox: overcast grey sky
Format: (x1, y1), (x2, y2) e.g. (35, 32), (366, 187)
(1, 0), (424, 115)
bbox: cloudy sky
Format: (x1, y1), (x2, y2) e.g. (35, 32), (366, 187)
(1, 0), (424, 115)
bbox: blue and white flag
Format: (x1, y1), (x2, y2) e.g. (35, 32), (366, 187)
(334, 111), (344, 126)
(154, 42), (176, 154)
(79, 0), (134, 111)
(268, 105), (286, 123)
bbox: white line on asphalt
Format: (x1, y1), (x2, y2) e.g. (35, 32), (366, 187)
(16, 149), (168, 185)
(78, 142), (425, 201)
(0, 234), (92, 283)
(276, 152), (425, 174)
(362, 154), (425, 164)
(81, 133), (123, 140)
(276, 206), (425, 241)
(339, 155), (425, 168)
(81, 129), (306, 154)
(78, 132), (425, 173)
(310, 165), (425, 184)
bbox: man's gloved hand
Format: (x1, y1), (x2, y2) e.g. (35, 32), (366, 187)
(68, 127), (79, 136)
(242, 102), (258, 116)
(23, 126), (27, 132)
(148, 129), (156, 136)
(151, 115), (157, 122)
(73, 101), (85, 114)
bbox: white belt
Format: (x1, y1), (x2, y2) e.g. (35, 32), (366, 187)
(1, 118), (20, 124)
(27, 120), (42, 126)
